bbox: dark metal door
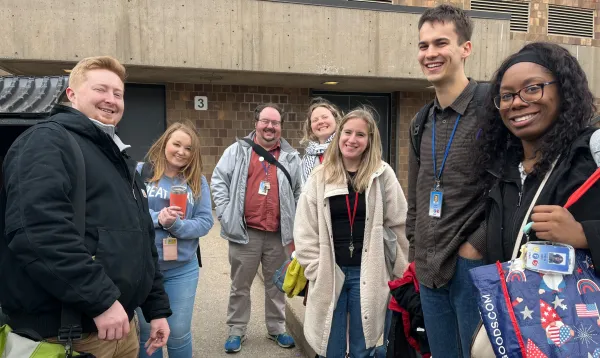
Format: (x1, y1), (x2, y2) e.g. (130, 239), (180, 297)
(117, 84), (167, 162)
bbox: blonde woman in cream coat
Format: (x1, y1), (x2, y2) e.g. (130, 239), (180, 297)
(294, 108), (410, 357)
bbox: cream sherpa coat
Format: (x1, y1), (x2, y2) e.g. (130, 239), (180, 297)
(294, 161), (409, 357)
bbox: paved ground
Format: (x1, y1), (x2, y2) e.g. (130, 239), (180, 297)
(186, 216), (307, 358)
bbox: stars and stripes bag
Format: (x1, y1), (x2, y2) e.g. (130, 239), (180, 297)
(470, 166), (600, 358)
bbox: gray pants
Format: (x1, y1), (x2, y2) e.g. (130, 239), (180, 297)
(227, 228), (288, 336)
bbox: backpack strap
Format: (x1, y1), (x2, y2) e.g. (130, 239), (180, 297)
(241, 138), (293, 188)
(410, 102), (434, 167)
(409, 82), (492, 166)
(473, 82), (491, 108)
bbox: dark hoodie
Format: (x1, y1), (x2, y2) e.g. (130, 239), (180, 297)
(486, 128), (600, 274)
(0, 105), (171, 338)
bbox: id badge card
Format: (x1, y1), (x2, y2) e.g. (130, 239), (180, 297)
(428, 190), (443, 218)
(258, 180), (270, 196)
(524, 241), (575, 275)
(163, 237), (178, 261)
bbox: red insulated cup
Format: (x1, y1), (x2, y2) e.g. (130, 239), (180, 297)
(170, 185), (188, 217)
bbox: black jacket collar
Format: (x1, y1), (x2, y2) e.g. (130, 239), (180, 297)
(50, 105), (115, 145)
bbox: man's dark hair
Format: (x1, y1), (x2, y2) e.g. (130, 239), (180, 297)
(254, 103), (285, 123)
(418, 4), (474, 44)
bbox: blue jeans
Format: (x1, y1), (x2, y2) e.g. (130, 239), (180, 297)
(372, 308), (392, 357)
(137, 259), (199, 358)
(321, 266), (374, 358)
(419, 256), (484, 358)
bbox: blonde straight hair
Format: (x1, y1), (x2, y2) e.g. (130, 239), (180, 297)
(322, 107), (383, 193)
(145, 121), (204, 198)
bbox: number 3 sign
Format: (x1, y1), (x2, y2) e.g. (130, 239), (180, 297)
(194, 96), (208, 111)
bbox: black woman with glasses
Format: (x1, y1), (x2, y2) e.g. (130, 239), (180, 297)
(474, 42), (600, 268)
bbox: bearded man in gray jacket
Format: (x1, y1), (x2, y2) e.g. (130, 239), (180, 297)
(211, 103), (302, 353)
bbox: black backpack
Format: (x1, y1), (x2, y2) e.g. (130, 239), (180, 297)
(409, 83), (491, 165)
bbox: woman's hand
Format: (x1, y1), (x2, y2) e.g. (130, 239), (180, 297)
(531, 205), (588, 248)
(158, 206), (182, 228)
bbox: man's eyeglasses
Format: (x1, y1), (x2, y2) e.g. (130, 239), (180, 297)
(494, 81), (557, 110)
(257, 118), (282, 127)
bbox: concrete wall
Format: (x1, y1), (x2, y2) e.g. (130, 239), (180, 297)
(0, 0), (509, 83)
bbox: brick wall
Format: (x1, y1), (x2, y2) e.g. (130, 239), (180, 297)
(396, 91), (436, 190)
(512, 0), (600, 47)
(166, 83), (311, 180)
(165, 83), (411, 183)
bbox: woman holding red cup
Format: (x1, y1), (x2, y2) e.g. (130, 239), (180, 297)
(135, 121), (214, 358)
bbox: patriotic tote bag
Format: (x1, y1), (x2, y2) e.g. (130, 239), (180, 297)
(470, 166), (600, 358)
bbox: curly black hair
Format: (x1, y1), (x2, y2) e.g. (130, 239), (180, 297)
(474, 42), (596, 189)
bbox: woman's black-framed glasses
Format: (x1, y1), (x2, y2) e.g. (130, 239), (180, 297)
(494, 81), (557, 110)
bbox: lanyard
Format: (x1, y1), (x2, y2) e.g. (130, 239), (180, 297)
(318, 155), (324, 164)
(345, 192), (359, 237)
(261, 161), (270, 177)
(432, 113), (461, 187)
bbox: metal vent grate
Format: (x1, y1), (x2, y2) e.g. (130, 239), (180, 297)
(548, 4), (594, 38)
(470, 0), (530, 32)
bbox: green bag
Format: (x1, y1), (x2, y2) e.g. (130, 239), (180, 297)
(0, 325), (89, 358)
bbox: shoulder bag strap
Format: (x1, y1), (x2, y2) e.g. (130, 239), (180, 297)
(511, 158), (559, 260)
(140, 162), (154, 183)
(242, 138), (293, 188)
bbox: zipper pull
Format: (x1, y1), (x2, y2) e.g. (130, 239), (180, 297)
(517, 191), (523, 207)
(132, 188), (136, 200)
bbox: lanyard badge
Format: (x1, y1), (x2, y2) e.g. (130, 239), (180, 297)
(258, 156), (271, 196)
(520, 223), (575, 275)
(163, 237), (178, 261)
(429, 113), (461, 218)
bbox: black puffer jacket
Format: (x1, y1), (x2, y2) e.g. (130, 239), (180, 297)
(486, 128), (600, 274)
(0, 105), (171, 338)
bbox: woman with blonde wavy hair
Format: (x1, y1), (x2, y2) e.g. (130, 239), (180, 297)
(294, 108), (410, 357)
(135, 121), (214, 358)
(300, 97), (343, 185)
